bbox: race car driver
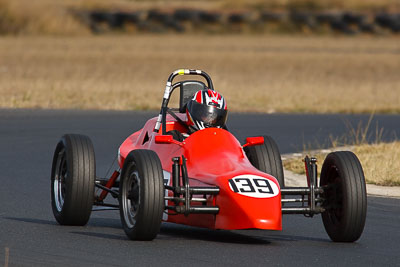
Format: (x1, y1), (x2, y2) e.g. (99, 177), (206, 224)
(186, 88), (228, 132)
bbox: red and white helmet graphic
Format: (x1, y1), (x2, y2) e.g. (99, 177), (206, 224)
(194, 89), (227, 110)
(186, 89), (228, 131)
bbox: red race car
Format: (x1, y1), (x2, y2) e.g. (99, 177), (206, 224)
(51, 69), (367, 242)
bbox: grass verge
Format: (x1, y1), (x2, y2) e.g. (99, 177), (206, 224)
(284, 115), (400, 186)
(283, 141), (400, 186)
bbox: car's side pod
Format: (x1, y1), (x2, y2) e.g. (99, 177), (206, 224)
(164, 155), (220, 216)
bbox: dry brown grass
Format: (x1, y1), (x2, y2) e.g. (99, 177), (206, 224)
(0, 35), (399, 113)
(283, 142), (400, 186)
(354, 142), (400, 186)
(0, 0), (90, 35)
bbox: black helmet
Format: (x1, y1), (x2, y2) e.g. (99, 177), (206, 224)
(186, 89), (228, 131)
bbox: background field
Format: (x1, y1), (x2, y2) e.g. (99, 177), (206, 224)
(1, 35), (399, 113)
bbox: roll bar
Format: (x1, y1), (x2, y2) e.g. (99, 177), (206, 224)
(154, 69), (214, 132)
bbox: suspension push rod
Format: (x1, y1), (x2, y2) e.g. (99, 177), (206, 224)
(165, 156), (220, 216)
(281, 156), (326, 216)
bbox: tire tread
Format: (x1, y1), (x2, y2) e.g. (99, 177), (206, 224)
(119, 149), (164, 241)
(51, 134), (95, 226)
(320, 151), (367, 242)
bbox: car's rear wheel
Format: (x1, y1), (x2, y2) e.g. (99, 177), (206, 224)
(119, 149), (164, 241)
(320, 151), (367, 242)
(244, 135), (285, 188)
(51, 134), (96, 225)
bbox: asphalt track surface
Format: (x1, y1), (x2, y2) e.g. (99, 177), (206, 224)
(0, 109), (399, 266)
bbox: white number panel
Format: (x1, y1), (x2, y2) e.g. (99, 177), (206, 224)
(228, 174), (279, 198)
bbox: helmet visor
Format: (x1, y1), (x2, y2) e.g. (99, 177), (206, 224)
(189, 101), (228, 128)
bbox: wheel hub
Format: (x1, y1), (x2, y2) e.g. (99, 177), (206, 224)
(123, 170), (140, 228)
(54, 149), (67, 212)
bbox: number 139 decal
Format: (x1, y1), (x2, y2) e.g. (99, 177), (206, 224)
(228, 175), (279, 198)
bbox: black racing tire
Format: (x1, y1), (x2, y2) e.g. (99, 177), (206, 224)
(320, 151), (367, 242)
(244, 136), (284, 188)
(119, 149), (164, 241)
(51, 134), (96, 226)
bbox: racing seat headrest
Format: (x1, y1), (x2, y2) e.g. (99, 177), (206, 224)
(179, 80), (206, 113)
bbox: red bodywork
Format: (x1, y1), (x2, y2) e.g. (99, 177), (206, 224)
(118, 113), (282, 230)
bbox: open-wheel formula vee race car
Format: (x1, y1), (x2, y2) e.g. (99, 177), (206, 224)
(51, 69), (367, 242)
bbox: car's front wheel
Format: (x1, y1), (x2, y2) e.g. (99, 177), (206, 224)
(119, 149), (164, 241)
(320, 151), (367, 242)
